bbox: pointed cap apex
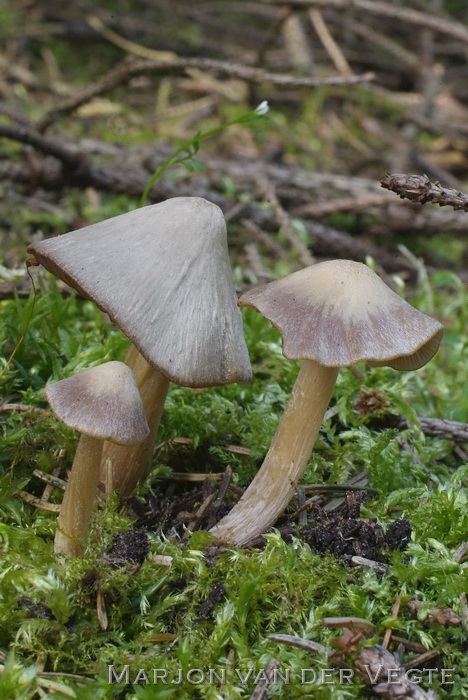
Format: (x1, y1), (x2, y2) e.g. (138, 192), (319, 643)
(29, 198), (252, 387)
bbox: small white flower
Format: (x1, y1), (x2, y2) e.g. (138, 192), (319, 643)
(254, 100), (269, 116)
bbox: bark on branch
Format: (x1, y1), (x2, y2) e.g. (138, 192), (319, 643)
(37, 55), (374, 132)
(261, 0), (468, 44)
(381, 173), (468, 213)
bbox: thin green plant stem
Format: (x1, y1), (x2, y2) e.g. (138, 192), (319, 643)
(139, 105), (269, 206)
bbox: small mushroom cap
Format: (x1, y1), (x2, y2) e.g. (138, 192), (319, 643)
(28, 197), (252, 388)
(239, 260), (443, 370)
(45, 361), (150, 444)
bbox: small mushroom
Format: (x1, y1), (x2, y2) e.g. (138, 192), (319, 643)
(45, 361), (149, 557)
(210, 260), (444, 545)
(29, 197), (252, 496)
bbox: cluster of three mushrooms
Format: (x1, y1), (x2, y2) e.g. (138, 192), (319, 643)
(33, 200), (443, 552)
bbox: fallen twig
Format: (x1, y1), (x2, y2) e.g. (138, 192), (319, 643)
(257, 178), (315, 266)
(291, 193), (391, 217)
(354, 645), (439, 699)
(17, 491), (61, 513)
(286, 481), (379, 524)
(0, 403), (50, 415)
(351, 556), (389, 573)
(381, 173), (468, 212)
(248, 659), (280, 700)
(405, 416), (467, 442)
(268, 633), (332, 656)
(213, 466), (233, 510)
(321, 616), (376, 633)
(453, 542), (468, 563)
(382, 597), (401, 650)
(460, 593), (468, 630)
(367, 415), (468, 443)
(322, 471), (370, 512)
(262, 0), (468, 45)
(308, 8), (352, 76)
(390, 637), (426, 654)
(2, 123), (463, 280)
(185, 493), (216, 535)
(33, 469), (66, 491)
(37, 54), (373, 132)
(301, 483), (379, 494)
(403, 649), (442, 671)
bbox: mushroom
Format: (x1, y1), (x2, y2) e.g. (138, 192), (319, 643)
(210, 259), (444, 546)
(28, 197), (251, 496)
(45, 361), (149, 557)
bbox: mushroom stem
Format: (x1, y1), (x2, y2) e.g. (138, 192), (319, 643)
(100, 346), (170, 497)
(210, 360), (339, 545)
(55, 434), (103, 557)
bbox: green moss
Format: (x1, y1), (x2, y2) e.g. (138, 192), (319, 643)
(0, 266), (466, 698)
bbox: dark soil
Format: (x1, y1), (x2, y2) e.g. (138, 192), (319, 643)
(19, 597), (56, 620)
(196, 582), (226, 620)
(125, 483), (411, 567)
(299, 493), (411, 562)
(106, 528), (150, 565)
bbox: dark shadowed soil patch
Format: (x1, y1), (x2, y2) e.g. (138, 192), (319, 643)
(124, 482), (411, 568)
(106, 528), (150, 565)
(298, 493), (411, 562)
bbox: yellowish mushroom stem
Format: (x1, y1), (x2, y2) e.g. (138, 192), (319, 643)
(100, 345), (170, 497)
(210, 360), (339, 546)
(55, 434), (103, 557)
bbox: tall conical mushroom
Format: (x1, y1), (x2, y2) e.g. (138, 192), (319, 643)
(45, 361), (149, 557)
(29, 197), (252, 496)
(210, 260), (444, 546)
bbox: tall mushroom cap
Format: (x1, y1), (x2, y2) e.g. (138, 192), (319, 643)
(239, 260), (443, 370)
(28, 197), (252, 387)
(45, 361), (149, 445)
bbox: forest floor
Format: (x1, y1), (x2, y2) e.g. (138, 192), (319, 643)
(0, 2), (467, 699)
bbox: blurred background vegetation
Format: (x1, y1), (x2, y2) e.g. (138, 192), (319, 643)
(1, 0), (468, 278)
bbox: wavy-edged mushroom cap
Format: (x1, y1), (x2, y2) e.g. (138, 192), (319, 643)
(239, 260), (443, 370)
(28, 197), (252, 387)
(45, 362), (149, 445)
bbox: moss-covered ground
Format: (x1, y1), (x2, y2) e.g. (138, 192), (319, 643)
(0, 263), (466, 698)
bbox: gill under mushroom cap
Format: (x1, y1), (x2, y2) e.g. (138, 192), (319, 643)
(28, 197), (252, 387)
(239, 260), (443, 370)
(45, 361), (149, 445)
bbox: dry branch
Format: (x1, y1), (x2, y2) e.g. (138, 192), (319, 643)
(375, 204), (468, 235)
(291, 194), (391, 217)
(262, 0), (468, 44)
(381, 173), (468, 212)
(256, 178), (315, 266)
(247, 660), (280, 700)
(0, 123), (83, 167)
(417, 417), (468, 443)
(0, 181), (415, 284)
(36, 55), (374, 132)
(343, 18), (418, 69)
(368, 415), (468, 444)
(0, 123), (211, 203)
(3, 122), (466, 280)
(308, 8), (352, 76)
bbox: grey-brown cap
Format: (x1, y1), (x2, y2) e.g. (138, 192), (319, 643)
(239, 260), (443, 370)
(45, 361), (150, 444)
(28, 197), (252, 387)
